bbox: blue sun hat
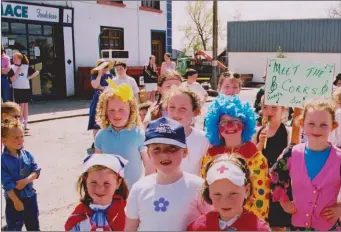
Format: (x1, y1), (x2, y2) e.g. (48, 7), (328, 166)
(144, 117), (187, 148)
(204, 94), (257, 146)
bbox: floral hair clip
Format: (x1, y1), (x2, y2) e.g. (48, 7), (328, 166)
(106, 78), (134, 102)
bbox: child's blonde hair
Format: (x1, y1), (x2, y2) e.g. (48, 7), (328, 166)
(300, 97), (336, 123)
(96, 87), (142, 129)
(76, 165), (129, 205)
(333, 87), (341, 105)
(1, 102), (21, 119)
(218, 71), (243, 90)
(162, 85), (201, 115)
(1, 119), (24, 138)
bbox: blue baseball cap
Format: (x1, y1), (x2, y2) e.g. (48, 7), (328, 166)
(144, 117), (187, 148)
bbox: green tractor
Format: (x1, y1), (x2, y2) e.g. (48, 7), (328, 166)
(176, 57), (212, 84)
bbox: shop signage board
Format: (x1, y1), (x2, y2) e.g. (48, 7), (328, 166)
(1, 2), (59, 23)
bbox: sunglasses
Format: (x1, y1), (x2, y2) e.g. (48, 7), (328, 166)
(222, 72), (240, 79)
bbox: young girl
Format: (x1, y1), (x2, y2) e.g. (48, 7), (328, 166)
(201, 94), (270, 220)
(87, 59), (114, 150)
(7, 52), (39, 130)
(217, 71), (242, 96)
(124, 117), (211, 231)
(187, 154), (270, 231)
(143, 69), (183, 125)
(163, 85), (210, 176)
(253, 95), (292, 231)
(182, 69), (208, 105)
(270, 98), (341, 231)
(329, 87), (341, 148)
(1, 119), (41, 231)
(94, 80), (153, 189)
(143, 55), (158, 102)
(65, 154), (128, 231)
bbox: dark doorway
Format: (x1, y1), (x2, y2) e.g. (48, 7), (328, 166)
(151, 31), (166, 66)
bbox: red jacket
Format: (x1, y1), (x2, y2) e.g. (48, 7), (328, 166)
(64, 195), (126, 231)
(187, 210), (270, 231)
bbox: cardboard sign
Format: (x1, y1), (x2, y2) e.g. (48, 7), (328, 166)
(265, 58), (334, 108)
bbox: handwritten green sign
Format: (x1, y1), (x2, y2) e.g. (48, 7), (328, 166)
(265, 58), (334, 108)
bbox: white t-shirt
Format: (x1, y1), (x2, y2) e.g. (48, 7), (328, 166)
(329, 108), (341, 147)
(125, 172), (211, 231)
(182, 82), (207, 101)
(181, 128), (210, 176)
(113, 75), (140, 94)
(10, 64), (30, 89)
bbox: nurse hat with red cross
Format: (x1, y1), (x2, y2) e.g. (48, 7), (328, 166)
(206, 155), (246, 186)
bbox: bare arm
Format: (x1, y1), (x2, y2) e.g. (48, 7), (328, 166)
(1, 67), (10, 75)
(10, 67), (22, 83)
(124, 218), (140, 231)
(28, 71), (39, 80)
(160, 62), (165, 74)
(91, 71), (103, 89)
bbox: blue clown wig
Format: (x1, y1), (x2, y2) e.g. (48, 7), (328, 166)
(204, 94), (257, 146)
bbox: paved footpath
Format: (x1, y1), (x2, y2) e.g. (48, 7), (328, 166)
(1, 88), (258, 230)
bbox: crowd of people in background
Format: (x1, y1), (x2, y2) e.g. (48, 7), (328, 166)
(1, 48), (341, 231)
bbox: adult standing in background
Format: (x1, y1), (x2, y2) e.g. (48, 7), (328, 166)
(1, 45), (12, 102)
(160, 53), (176, 74)
(87, 58), (114, 150)
(143, 55), (158, 102)
(112, 61), (140, 102)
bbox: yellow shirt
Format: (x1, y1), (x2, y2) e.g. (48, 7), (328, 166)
(200, 142), (270, 220)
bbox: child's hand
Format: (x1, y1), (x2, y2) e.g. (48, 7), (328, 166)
(14, 199), (24, 211)
(320, 203), (341, 222)
(259, 129), (268, 143)
(16, 179), (29, 190)
(280, 201), (296, 214)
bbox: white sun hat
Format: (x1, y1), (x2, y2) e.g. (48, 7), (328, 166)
(83, 154), (128, 178)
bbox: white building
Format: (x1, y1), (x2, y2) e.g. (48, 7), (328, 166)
(227, 19), (341, 83)
(1, 0), (172, 99)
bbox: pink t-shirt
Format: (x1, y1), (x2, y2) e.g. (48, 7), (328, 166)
(2, 54), (11, 69)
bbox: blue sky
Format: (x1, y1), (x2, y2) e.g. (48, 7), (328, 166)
(172, 1), (340, 51)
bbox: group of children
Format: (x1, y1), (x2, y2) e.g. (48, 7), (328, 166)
(1, 66), (341, 231)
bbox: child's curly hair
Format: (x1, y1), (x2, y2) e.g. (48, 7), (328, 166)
(76, 165), (129, 205)
(96, 87), (142, 129)
(1, 119), (24, 138)
(205, 94), (257, 146)
(202, 154), (253, 205)
(162, 85), (202, 115)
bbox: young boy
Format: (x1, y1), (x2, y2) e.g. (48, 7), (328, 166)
(182, 69), (208, 106)
(138, 101), (152, 123)
(1, 119), (41, 231)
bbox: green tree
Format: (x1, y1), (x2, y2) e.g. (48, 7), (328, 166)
(179, 1), (215, 51)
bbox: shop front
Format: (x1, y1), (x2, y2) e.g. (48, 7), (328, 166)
(1, 1), (75, 100)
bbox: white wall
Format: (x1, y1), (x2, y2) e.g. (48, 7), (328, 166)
(229, 52), (341, 82)
(69, 1), (167, 69)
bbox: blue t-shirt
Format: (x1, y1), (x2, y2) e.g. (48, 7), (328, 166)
(304, 145), (331, 180)
(95, 125), (146, 189)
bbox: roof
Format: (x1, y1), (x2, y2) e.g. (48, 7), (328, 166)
(227, 18), (341, 53)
